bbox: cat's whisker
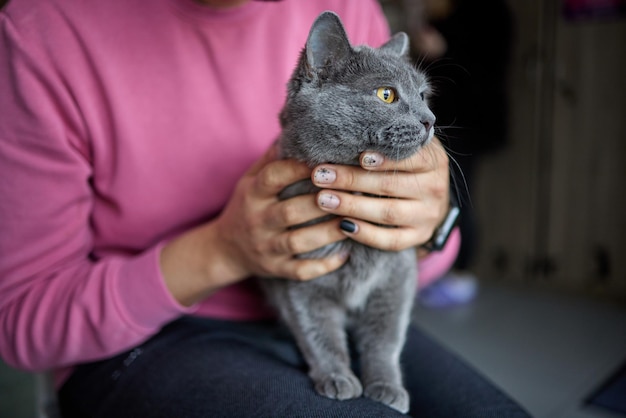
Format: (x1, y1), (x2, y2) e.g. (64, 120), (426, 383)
(425, 133), (471, 209)
(419, 57), (468, 76)
(446, 151), (471, 209)
(413, 53), (429, 74)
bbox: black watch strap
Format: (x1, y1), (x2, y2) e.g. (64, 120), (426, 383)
(422, 192), (460, 252)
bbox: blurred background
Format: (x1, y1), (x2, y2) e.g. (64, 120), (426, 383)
(1, 0), (625, 417)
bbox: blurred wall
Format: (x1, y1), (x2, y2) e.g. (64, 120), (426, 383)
(472, 1), (626, 299)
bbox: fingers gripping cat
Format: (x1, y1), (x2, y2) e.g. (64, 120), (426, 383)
(260, 11), (435, 414)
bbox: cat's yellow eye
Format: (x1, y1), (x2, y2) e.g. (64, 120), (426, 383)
(376, 87), (396, 104)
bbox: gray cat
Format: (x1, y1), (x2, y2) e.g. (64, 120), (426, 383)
(260, 11), (435, 414)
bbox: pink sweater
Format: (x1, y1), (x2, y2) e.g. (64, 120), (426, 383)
(0, 0), (460, 386)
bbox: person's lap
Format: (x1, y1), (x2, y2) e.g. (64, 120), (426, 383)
(58, 316), (530, 418)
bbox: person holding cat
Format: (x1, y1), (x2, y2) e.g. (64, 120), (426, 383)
(0, 0), (530, 416)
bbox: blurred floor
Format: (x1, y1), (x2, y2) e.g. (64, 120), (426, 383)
(412, 280), (626, 418)
(1, 280), (625, 418)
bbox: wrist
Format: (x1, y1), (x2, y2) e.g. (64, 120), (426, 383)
(159, 222), (246, 306)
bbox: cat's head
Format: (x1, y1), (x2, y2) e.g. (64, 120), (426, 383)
(279, 11), (435, 166)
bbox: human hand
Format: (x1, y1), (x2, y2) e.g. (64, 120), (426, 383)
(212, 145), (349, 282)
(160, 145), (352, 306)
(311, 137), (450, 252)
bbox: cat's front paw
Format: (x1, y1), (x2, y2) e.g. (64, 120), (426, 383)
(364, 382), (409, 414)
(313, 371), (363, 400)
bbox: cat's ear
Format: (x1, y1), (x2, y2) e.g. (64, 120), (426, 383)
(306, 11), (352, 69)
(380, 32), (410, 57)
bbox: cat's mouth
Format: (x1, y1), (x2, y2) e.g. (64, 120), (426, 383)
(378, 141), (425, 161)
(366, 124), (432, 160)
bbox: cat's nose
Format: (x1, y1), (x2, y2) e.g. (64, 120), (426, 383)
(421, 115), (435, 133)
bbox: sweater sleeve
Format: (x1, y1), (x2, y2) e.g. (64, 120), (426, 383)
(0, 11), (192, 371)
(418, 228), (461, 289)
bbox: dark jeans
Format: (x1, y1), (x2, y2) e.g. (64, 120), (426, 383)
(58, 317), (531, 417)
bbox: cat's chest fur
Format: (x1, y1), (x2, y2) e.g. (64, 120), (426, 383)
(307, 240), (402, 311)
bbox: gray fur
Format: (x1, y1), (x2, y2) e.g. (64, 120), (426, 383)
(260, 11), (435, 414)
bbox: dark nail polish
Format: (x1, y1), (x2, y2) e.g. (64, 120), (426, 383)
(340, 219), (357, 234)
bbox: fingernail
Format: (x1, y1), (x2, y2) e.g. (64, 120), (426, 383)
(361, 152), (384, 168)
(318, 193), (340, 209)
(314, 167), (336, 184)
(339, 219), (358, 234)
